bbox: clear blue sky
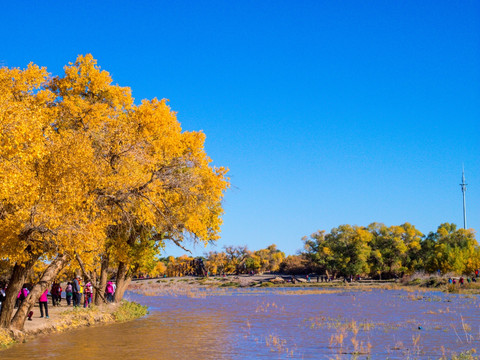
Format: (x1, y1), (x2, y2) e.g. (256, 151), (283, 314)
(2, 1), (479, 257)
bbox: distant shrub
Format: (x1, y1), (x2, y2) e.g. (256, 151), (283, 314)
(259, 282), (274, 288)
(425, 277), (447, 288)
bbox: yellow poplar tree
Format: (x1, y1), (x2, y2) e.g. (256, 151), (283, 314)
(49, 55), (229, 301)
(0, 63), (105, 330)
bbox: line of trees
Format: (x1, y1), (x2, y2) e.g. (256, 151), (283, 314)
(0, 55), (229, 332)
(137, 244), (286, 278)
(140, 223), (477, 280)
(300, 222), (477, 279)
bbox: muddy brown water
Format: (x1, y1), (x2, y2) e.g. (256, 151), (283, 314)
(2, 288), (479, 359)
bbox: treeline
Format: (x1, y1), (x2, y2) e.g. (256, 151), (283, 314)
(142, 223), (477, 279)
(299, 222), (477, 278)
(144, 244), (286, 277)
(0, 55), (228, 332)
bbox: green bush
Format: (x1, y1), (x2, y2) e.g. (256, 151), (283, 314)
(259, 282), (274, 287)
(113, 301), (148, 322)
(0, 329), (15, 349)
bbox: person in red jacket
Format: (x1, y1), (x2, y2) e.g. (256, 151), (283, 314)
(84, 282), (93, 308)
(51, 282), (61, 306)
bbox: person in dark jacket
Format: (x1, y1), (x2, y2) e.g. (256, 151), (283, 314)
(72, 276), (81, 307)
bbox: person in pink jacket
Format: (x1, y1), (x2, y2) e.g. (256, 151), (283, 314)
(39, 289), (49, 318)
(106, 281), (114, 302)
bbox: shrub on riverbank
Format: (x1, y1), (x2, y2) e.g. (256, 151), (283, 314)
(56, 305), (116, 330)
(113, 301), (148, 322)
(403, 273), (447, 288)
(58, 301), (148, 326)
(0, 329), (14, 349)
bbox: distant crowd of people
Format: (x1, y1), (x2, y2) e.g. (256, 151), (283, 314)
(446, 269), (480, 286)
(448, 276), (476, 285)
(0, 276), (117, 321)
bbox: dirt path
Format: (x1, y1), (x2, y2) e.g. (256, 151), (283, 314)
(18, 301), (118, 335)
(23, 301), (76, 332)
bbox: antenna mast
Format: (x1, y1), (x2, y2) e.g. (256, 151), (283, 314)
(460, 167), (467, 229)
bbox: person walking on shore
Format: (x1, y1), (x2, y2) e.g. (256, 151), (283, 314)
(56, 283), (63, 306)
(51, 282), (58, 306)
(39, 289), (49, 318)
(16, 285), (29, 308)
(106, 281), (114, 302)
(78, 278), (84, 305)
(65, 282), (73, 306)
(84, 282), (92, 308)
(51, 282), (62, 306)
(72, 276), (81, 307)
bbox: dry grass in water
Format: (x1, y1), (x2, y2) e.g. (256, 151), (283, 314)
(307, 316), (375, 332)
(255, 301), (285, 313)
(328, 322), (372, 357)
(265, 334), (295, 357)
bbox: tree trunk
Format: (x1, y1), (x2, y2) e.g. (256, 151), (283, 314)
(95, 254), (109, 305)
(10, 254), (68, 331)
(90, 270), (97, 303)
(114, 231), (137, 303)
(113, 261), (130, 303)
(0, 260), (35, 328)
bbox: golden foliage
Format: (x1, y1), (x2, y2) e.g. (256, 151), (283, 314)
(0, 55), (229, 283)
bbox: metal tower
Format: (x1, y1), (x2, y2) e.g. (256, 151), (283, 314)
(460, 167), (467, 229)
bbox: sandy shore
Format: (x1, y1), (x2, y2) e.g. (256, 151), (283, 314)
(129, 273), (396, 289)
(21, 301), (119, 335)
(1, 299), (148, 349)
(128, 273), (480, 299)
(127, 274), (400, 298)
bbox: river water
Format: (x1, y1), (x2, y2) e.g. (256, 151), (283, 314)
(2, 287), (480, 359)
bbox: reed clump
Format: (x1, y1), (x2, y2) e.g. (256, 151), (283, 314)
(265, 334), (295, 357)
(449, 349), (479, 360)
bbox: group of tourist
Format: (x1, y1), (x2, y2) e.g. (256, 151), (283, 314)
(65, 276), (116, 307)
(0, 278), (117, 321)
(446, 269), (480, 286)
(448, 276), (476, 285)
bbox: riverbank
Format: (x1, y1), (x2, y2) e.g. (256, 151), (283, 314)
(0, 300), (147, 349)
(128, 273), (480, 295)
